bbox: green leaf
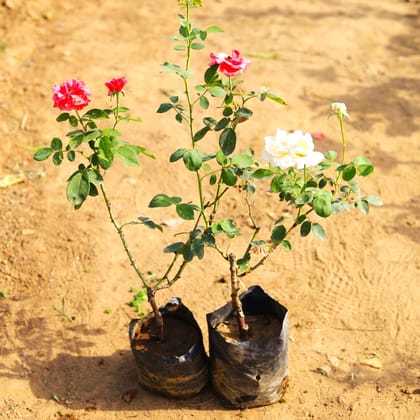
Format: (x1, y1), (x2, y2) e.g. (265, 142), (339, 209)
(52, 151), (63, 166)
(183, 149), (202, 171)
(149, 194), (182, 208)
(101, 128), (121, 137)
(157, 103), (173, 113)
(191, 237), (205, 259)
(161, 62), (192, 79)
(223, 107), (233, 117)
(88, 183), (99, 196)
(216, 150), (228, 165)
(183, 244), (194, 262)
(313, 190), (333, 218)
(212, 219), (240, 238)
(68, 133), (84, 149)
(357, 165), (374, 176)
(342, 164), (356, 181)
(203, 117), (217, 128)
(209, 86), (226, 98)
(174, 44), (187, 51)
(300, 220), (312, 237)
(67, 150), (76, 162)
(51, 137), (62, 150)
(312, 223), (326, 240)
(215, 117), (230, 131)
(205, 25), (224, 33)
(56, 112), (70, 122)
(170, 148), (187, 162)
(204, 65), (219, 84)
(235, 108), (253, 119)
(69, 115), (78, 127)
(252, 168), (273, 179)
(83, 129), (101, 142)
(365, 194), (383, 206)
(352, 156), (371, 166)
(199, 95), (209, 110)
(219, 128), (236, 156)
(270, 175), (284, 193)
(231, 153), (254, 168)
(221, 167), (237, 186)
(66, 171), (90, 209)
(176, 203), (196, 220)
(34, 147), (53, 161)
(96, 137), (114, 170)
(83, 108), (110, 119)
(281, 240), (292, 251)
(324, 150), (338, 161)
(191, 42), (205, 50)
(266, 91), (287, 105)
(295, 191), (314, 205)
(86, 169), (103, 185)
(271, 225), (287, 244)
(209, 174), (217, 185)
(114, 145), (139, 167)
(358, 199), (369, 215)
(193, 126), (210, 142)
(138, 216), (163, 232)
(138, 146), (155, 160)
(164, 242), (185, 253)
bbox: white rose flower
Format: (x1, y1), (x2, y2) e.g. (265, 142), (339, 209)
(262, 129), (324, 169)
(262, 129), (296, 169)
(331, 102), (350, 119)
(288, 130), (324, 169)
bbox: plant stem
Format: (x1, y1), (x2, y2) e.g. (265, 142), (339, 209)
(100, 184), (167, 330)
(334, 116), (347, 189)
(147, 287), (165, 342)
(239, 207), (314, 277)
(228, 253), (249, 339)
(182, 4), (208, 228)
(100, 184), (150, 288)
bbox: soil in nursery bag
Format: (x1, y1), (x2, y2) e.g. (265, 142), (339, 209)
(207, 285), (289, 409)
(129, 298), (209, 398)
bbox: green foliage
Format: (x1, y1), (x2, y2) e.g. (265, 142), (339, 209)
(34, 94), (153, 209)
(149, 194), (181, 208)
(129, 287), (148, 317)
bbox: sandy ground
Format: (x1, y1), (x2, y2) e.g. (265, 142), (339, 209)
(0, 0), (419, 418)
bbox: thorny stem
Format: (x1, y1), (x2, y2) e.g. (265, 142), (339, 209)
(208, 173), (227, 225)
(228, 253), (249, 339)
(240, 193), (260, 261)
(100, 184), (150, 288)
(147, 287), (165, 342)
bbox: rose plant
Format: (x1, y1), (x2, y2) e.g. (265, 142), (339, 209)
(153, 1), (382, 341)
(34, 0), (382, 405)
(34, 76), (199, 342)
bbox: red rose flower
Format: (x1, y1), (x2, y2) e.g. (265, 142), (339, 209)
(209, 49), (250, 77)
(105, 76), (127, 95)
(52, 79), (91, 111)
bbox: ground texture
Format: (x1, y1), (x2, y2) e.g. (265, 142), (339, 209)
(0, 0), (419, 418)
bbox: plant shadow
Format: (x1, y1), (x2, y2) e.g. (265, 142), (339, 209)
(27, 350), (223, 412)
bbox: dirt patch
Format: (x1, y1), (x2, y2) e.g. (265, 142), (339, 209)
(1, 0), (419, 419)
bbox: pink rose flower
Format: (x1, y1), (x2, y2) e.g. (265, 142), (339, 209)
(52, 79), (91, 111)
(209, 49), (250, 77)
(105, 76), (127, 95)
